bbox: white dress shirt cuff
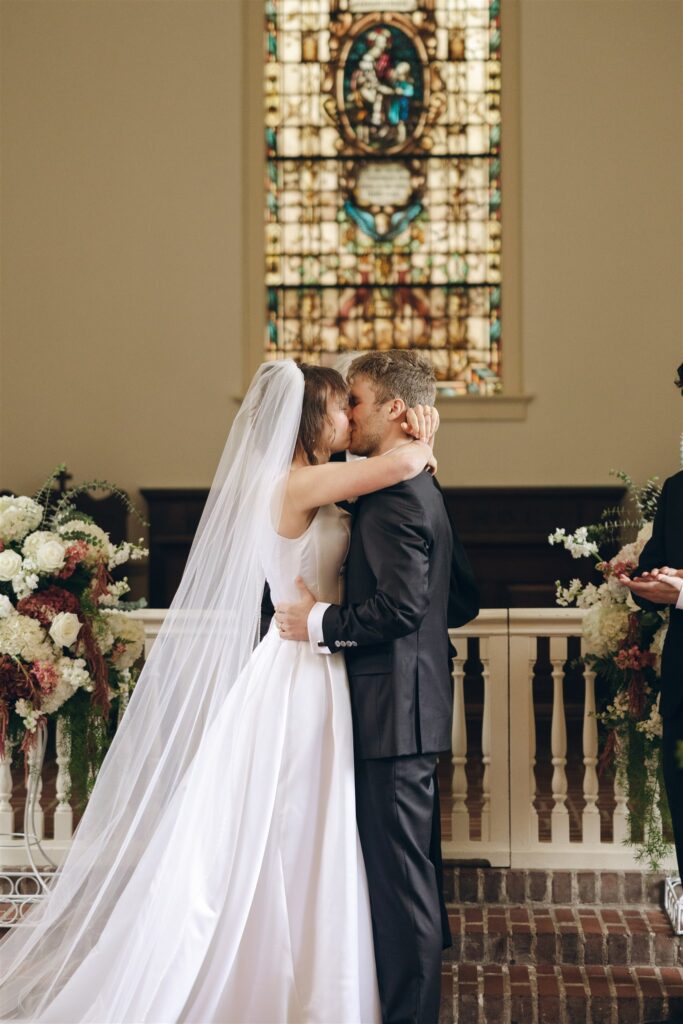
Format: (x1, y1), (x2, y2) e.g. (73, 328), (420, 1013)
(308, 602), (332, 654)
(662, 573), (683, 610)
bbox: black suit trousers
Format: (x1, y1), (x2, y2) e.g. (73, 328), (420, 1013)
(663, 711), (683, 878)
(355, 754), (446, 1024)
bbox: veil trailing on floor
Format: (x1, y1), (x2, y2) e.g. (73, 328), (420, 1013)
(0, 360), (304, 1021)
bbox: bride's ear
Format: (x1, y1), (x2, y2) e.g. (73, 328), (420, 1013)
(387, 397), (407, 420)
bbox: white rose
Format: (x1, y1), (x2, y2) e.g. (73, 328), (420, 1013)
(35, 539), (67, 574)
(0, 549), (23, 581)
(49, 611), (82, 648)
(0, 595), (14, 618)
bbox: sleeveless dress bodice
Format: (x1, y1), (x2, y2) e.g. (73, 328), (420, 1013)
(265, 503), (351, 607)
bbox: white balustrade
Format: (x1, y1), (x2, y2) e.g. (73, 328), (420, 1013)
(508, 633), (538, 856)
(0, 743), (15, 836)
(53, 717), (73, 842)
(480, 639), (492, 843)
(613, 767), (630, 846)
(549, 636), (570, 845)
(0, 608), (676, 872)
(450, 650), (469, 843)
(581, 653), (601, 845)
(26, 741), (45, 842)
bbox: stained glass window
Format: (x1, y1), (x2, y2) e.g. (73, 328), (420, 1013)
(264, 0), (502, 395)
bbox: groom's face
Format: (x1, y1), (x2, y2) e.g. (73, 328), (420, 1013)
(347, 375), (391, 456)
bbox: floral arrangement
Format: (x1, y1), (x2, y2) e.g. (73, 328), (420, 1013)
(549, 472), (671, 868)
(0, 467), (148, 804)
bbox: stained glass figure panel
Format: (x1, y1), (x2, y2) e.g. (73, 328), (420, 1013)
(265, 0), (502, 395)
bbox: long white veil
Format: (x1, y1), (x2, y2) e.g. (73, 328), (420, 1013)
(0, 360), (304, 1020)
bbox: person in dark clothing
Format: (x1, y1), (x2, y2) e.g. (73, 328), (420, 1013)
(620, 362), (683, 878)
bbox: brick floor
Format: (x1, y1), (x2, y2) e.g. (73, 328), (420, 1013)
(441, 964), (683, 1023)
(447, 904), (683, 968)
(439, 868), (683, 1023)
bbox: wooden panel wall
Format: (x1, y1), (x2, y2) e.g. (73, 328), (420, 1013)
(140, 486), (624, 608)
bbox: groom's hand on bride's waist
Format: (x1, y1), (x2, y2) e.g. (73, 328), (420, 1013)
(274, 577), (316, 640)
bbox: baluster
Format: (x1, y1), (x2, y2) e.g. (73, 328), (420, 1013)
(26, 738), (45, 841)
(53, 717), (73, 841)
(549, 636), (570, 844)
(0, 741), (15, 836)
(529, 644), (539, 837)
(450, 649), (470, 842)
(480, 637), (491, 843)
(613, 768), (629, 845)
(581, 654), (601, 844)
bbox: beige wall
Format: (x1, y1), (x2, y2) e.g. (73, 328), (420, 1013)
(1, 0), (682, 509)
(1, 0), (245, 505)
(440, 0), (683, 488)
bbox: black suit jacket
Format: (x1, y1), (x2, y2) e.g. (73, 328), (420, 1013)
(633, 470), (683, 719)
(321, 471), (479, 759)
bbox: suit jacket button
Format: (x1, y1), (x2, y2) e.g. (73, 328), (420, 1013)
(335, 640), (341, 648)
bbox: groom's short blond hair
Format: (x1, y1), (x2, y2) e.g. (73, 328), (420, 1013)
(348, 350), (437, 407)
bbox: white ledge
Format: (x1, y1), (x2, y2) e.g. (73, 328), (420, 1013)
(436, 394), (533, 422)
(233, 393), (534, 422)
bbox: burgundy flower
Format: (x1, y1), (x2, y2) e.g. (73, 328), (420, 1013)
(17, 585), (80, 628)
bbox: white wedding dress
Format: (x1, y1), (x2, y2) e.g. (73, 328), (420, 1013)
(35, 504), (380, 1024)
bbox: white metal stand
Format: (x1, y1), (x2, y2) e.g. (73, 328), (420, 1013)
(664, 876), (683, 935)
(0, 723), (56, 926)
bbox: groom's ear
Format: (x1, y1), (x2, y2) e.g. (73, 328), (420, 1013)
(386, 397), (407, 420)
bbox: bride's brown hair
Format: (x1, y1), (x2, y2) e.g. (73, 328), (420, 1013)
(295, 364), (348, 465)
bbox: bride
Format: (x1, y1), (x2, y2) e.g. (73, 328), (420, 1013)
(0, 359), (438, 1024)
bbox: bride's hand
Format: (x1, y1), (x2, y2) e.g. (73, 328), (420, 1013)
(402, 404), (440, 447)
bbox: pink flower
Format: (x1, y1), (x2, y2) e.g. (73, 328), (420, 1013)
(614, 645), (656, 672)
(31, 660), (59, 694)
(598, 559), (638, 580)
(58, 541), (90, 579)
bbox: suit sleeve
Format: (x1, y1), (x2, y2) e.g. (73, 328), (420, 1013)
(632, 479), (668, 612)
(321, 491), (431, 650)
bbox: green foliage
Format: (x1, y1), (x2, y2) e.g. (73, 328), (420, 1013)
(32, 463), (149, 531)
(59, 680), (133, 809)
(595, 722), (671, 870)
(552, 468), (671, 870)
(49, 477), (149, 530)
(33, 464), (68, 524)
(585, 472), (662, 554)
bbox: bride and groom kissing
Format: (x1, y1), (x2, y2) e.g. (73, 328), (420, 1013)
(273, 350), (479, 1023)
(0, 349), (478, 1024)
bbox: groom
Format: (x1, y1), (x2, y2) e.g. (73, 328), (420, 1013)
(276, 350), (479, 1024)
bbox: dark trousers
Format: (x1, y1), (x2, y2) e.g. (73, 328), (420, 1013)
(663, 711), (683, 878)
(355, 754), (448, 1024)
